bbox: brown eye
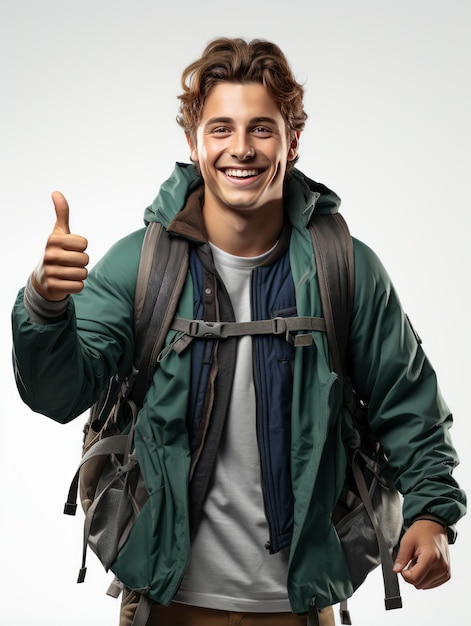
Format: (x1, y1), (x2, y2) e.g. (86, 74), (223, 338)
(253, 126), (271, 135)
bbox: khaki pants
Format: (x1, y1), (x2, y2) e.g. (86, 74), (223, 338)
(120, 591), (335, 626)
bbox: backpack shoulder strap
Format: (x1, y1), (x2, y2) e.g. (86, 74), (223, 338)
(308, 212), (354, 379)
(309, 214), (403, 619)
(131, 222), (189, 406)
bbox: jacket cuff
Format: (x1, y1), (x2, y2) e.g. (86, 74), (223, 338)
(24, 275), (70, 324)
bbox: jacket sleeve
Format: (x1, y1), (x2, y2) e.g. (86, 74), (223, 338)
(348, 238), (466, 527)
(11, 228), (145, 423)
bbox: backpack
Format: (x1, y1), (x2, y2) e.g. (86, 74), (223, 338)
(64, 214), (403, 625)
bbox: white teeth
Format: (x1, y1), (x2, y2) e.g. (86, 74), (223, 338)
(225, 169), (258, 178)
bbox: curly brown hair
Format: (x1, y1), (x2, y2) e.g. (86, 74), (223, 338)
(177, 37), (308, 172)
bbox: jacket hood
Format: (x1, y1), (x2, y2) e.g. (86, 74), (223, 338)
(283, 168), (341, 230)
(144, 162), (341, 230)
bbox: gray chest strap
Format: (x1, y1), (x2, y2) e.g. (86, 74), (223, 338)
(172, 315), (325, 339)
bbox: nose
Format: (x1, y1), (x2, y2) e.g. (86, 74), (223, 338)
(230, 132), (255, 160)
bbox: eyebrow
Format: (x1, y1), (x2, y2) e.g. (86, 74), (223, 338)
(204, 116), (279, 127)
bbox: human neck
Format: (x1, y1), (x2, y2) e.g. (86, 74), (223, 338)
(203, 202), (284, 257)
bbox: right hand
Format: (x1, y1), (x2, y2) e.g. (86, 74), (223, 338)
(32, 191), (89, 301)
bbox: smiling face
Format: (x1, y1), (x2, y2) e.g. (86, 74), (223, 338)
(187, 82), (300, 223)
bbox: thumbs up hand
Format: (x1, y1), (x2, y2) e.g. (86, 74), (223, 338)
(32, 192), (89, 301)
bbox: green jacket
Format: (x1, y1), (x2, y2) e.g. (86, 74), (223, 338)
(11, 163), (466, 612)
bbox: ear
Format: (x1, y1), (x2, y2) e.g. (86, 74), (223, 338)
(287, 131), (301, 162)
(186, 133), (198, 162)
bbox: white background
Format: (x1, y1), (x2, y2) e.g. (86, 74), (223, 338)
(1, 1), (470, 624)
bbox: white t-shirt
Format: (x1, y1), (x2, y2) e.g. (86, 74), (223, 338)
(174, 243), (291, 612)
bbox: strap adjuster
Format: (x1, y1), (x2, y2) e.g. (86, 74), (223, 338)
(271, 317), (288, 335)
(188, 320), (226, 339)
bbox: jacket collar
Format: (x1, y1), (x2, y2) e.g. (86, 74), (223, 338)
(166, 183), (292, 265)
(144, 162), (342, 236)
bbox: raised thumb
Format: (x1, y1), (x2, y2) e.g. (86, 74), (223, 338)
(51, 191), (70, 234)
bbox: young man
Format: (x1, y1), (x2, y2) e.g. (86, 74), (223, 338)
(11, 38), (466, 626)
